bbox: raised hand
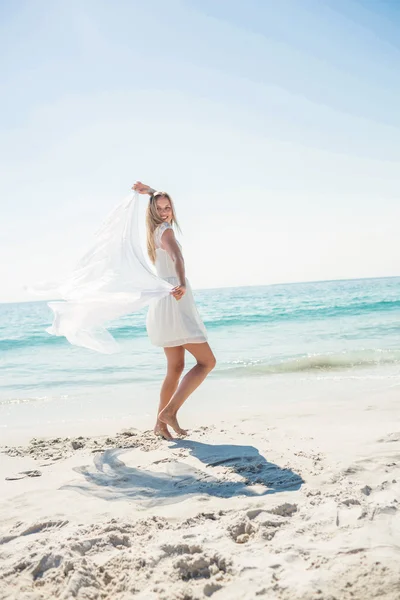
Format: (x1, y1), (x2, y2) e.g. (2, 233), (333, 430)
(132, 181), (154, 195)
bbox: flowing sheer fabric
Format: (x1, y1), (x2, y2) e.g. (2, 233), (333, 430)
(39, 192), (172, 353)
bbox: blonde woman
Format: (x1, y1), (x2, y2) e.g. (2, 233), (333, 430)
(133, 181), (216, 440)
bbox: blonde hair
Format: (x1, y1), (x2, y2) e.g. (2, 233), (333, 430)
(146, 192), (180, 263)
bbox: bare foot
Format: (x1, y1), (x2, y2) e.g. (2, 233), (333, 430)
(158, 409), (188, 436)
(154, 421), (174, 440)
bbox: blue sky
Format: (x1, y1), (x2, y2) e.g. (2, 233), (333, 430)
(1, 0), (399, 302)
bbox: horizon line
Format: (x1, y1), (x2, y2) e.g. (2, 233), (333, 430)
(1, 274), (399, 306)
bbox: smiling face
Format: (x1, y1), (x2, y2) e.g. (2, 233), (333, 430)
(155, 195), (173, 224)
(146, 191), (180, 262)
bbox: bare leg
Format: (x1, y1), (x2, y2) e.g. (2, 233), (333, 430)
(154, 346), (185, 440)
(159, 343), (216, 434)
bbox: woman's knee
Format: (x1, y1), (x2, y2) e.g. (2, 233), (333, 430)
(200, 354), (216, 372)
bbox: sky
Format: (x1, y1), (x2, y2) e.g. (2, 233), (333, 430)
(1, 0), (400, 302)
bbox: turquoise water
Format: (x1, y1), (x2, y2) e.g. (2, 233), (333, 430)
(1, 277), (399, 412)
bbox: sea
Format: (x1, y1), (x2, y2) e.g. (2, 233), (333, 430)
(1, 276), (399, 438)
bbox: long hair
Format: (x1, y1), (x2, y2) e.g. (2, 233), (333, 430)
(146, 192), (181, 263)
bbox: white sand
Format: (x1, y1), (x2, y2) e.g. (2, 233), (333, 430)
(1, 380), (399, 600)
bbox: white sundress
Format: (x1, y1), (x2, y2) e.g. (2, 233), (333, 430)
(146, 222), (208, 347)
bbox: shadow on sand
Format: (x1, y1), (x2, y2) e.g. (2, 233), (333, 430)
(62, 439), (303, 506)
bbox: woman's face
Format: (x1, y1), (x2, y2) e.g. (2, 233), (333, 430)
(156, 196), (173, 223)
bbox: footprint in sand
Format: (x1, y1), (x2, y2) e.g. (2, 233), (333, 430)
(227, 517), (258, 543)
(378, 432), (400, 443)
(5, 470), (42, 481)
(268, 503), (298, 517)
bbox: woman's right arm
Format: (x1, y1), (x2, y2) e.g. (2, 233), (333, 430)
(161, 229), (187, 300)
(132, 181), (156, 195)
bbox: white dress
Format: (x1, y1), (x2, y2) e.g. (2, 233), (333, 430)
(146, 223), (208, 347)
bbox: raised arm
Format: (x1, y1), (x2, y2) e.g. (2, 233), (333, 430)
(160, 228), (186, 300)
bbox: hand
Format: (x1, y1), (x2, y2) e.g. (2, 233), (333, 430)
(132, 181), (154, 195)
(171, 285), (186, 301)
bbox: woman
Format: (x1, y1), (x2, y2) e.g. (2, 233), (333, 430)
(132, 182), (216, 440)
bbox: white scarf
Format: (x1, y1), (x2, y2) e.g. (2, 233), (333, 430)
(33, 192), (172, 353)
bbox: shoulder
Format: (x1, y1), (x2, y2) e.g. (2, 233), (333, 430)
(158, 222), (172, 235)
(155, 222), (174, 246)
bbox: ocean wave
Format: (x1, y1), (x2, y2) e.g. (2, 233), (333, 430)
(203, 298), (400, 329)
(0, 395), (68, 406)
(0, 333), (66, 352)
(1, 297), (400, 351)
(218, 349), (400, 377)
(0, 374), (153, 392)
(0, 325), (146, 351)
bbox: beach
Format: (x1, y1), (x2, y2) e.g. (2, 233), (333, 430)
(1, 277), (400, 598)
(1, 371), (399, 600)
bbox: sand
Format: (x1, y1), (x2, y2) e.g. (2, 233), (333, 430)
(1, 383), (399, 600)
